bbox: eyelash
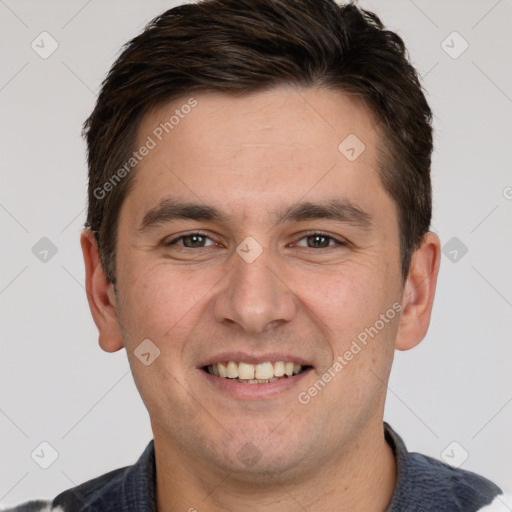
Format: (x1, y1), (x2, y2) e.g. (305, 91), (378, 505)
(164, 231), (347, 249)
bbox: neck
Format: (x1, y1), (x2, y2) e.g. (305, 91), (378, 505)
(154, 418), (397, 512)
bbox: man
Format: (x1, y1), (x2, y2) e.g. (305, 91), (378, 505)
(5, 0), (506, 510)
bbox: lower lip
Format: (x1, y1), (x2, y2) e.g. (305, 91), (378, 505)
(200, 368), (312, 400)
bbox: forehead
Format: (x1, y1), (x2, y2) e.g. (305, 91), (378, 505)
(126, 86), (390, 222)
(139, 86), (379, 159)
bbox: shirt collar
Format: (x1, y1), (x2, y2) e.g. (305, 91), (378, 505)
(126, 425), (403, 512)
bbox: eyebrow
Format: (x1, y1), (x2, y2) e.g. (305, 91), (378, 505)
(137, 197), (373, 232)
(274, 200), (373, 229)
(137, 200), (233, 232)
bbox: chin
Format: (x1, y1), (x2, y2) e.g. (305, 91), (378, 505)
(201, 420), (317, 482)
(214, 449), (308, 484)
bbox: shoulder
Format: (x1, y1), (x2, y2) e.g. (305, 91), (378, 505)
(406, 450), (502, 510)
(1, 441), (156, 512)
(0, 466), (129, 512)
(384, 423), (503, 512)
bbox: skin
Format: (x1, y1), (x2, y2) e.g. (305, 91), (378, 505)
(81, 86), (440, 511)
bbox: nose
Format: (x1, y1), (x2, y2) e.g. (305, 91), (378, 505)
(212, 248), (297, 334)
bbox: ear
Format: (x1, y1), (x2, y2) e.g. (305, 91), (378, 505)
(80, 230), (124, 352)
(395, 232), (441, 351)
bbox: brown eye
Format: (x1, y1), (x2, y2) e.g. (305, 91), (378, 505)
(306, 234), (332, 248)
(165, 232), (216, 248)
(295, 233), (343, 249)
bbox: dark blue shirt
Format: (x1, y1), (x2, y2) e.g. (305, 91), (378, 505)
(3, 423), (503, 511)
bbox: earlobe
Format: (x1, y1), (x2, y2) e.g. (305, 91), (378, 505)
(80, 230), (124, 353)
(395, 232), (441, 351)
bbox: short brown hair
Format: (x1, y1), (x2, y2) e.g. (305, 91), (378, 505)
(83, 0), (433, 284)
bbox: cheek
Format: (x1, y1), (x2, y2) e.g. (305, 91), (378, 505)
(116, 262), (215, 416)
(289, 264), (387, 334)
(288, 262), (400, 386)
(116, 259), (225, 347)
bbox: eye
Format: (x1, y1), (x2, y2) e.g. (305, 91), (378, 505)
(165, 232), (217, 249)
(295, 232), (346, 249)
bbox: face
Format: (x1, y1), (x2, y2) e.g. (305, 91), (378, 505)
(110, 87), (407, 481)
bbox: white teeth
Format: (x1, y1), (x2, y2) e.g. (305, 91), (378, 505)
(274, 361), (285, 377)
(226, 361), (238, 378)
(218, 362), (227, 378)
(208, 360), (305, 381)
(255, 362), (273, 380)
(238, 362), (255, 380)
(231, 376), (279, 384)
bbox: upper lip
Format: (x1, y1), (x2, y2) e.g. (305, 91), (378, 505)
(197, 352), (312, 368)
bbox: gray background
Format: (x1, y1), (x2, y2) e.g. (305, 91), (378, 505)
(1, 0), (511, 505)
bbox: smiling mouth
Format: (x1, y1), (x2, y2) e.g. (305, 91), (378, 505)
(203, 361), (310, 384)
